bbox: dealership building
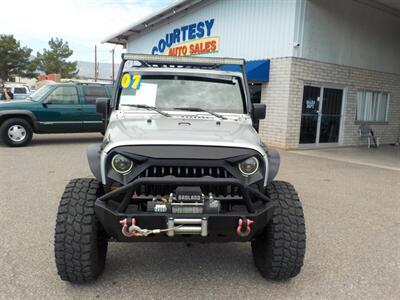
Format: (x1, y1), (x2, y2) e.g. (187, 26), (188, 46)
(105, 0), (400, 149)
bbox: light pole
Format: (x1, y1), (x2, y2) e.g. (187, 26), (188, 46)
(94, 45), (98, 82)
(110, 45), (116, 82)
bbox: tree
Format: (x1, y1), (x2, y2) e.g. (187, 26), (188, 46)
(35, 38), (78, 78)
(0, 35), (37, 82)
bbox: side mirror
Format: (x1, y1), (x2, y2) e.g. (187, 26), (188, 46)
(252, 103), (266, 120)
(42, 99), (52, 107)
(96, 97), (110, 115)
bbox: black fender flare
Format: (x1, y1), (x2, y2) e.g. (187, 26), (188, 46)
(261, 143), (280, 183)
(266, 148), (280, 183)
(87, 143), (102, 182)
(0, 110), (38, 131)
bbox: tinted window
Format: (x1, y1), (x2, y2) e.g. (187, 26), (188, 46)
(46, 86), (78, 104)
(29, 85), (53, 102)
(14, 87), (27, 94)
(83, 86), (108, 104)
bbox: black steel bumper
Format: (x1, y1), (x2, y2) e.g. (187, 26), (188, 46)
(95, 176), (276, 242)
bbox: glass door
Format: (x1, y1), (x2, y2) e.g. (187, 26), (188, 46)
(300, 85), (343, 145)
(319, 88), (343, 143)
(300, 86), (321, 144)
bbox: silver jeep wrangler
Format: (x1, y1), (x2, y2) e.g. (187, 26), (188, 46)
(54, 54), (306, 283)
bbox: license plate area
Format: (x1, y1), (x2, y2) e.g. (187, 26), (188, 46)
(175, 186), (203, 202)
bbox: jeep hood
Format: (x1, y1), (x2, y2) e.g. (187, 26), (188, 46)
(104, 115), (265, 155)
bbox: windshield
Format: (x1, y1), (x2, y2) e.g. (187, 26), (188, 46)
(118, 75), (245, 114)
(28, 85), (53, 101)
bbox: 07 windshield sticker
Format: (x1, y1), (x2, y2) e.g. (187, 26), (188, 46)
(120, 73), (142, 90)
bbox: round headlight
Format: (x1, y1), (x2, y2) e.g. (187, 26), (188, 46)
(111, 154), (133, 174)
(238, 157), (259, 176)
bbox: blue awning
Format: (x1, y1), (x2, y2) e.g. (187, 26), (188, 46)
(219, 59), (270, 82)
(246, 60), (270, 82)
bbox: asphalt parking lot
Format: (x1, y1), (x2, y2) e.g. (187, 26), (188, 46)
(0, 133), (399, 299)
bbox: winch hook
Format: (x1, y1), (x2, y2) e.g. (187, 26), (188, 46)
(120, 217), (138, 237)
(236, 217), (254, 237)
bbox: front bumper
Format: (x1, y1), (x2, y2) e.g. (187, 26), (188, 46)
(95, 176), (276, 242)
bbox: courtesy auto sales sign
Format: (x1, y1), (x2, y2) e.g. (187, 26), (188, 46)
(151, 19), (219, 56)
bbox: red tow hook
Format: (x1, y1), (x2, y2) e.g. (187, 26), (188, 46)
(236, 218), (254, 237)
(120, 218), (137, 237)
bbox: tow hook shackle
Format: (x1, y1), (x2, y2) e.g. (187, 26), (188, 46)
(236, 217), (254, 237)
(120, 217), (138, 237)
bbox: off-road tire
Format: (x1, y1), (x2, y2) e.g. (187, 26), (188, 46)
(54, 178), (108, 283)
(252, 181), (306, 281)
(0, 118), (33, 147)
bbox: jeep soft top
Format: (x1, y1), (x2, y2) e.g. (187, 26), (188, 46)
(54, 54), (306, 283)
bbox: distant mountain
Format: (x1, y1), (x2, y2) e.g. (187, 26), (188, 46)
(77, 61), (119, 81)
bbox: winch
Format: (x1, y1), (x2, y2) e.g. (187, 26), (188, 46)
(146, 186), (221, 214)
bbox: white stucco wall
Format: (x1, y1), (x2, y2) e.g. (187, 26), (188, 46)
(302, 0), (400, 74)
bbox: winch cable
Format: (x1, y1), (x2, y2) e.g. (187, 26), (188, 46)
(121, 219), (184, 237)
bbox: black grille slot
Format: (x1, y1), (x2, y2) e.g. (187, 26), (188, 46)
(133, 166), (239, 197)
(140, 166), (232, 178)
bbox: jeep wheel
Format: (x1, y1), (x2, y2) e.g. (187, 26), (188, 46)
(54, 178), (108, 283)
(0, 118), (33, 147)
(252, 181), (306, 281)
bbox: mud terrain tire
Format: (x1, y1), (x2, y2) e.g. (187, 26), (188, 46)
(252, 181), (306, 281)
(54, 178), (108, 283)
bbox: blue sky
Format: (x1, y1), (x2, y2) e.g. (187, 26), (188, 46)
(0, 0), (174, 63)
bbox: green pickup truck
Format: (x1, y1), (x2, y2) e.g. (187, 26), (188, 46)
(0, 82), (113, 147)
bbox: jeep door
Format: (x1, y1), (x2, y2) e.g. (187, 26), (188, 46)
(80, 85), (109, 132)
(38, 85), (83, 132)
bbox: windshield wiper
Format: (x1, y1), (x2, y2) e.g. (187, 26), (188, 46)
(121, 104), (170, 117)
(173, 107), (227, 120)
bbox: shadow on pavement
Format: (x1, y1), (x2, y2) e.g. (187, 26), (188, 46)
(91, 242), (289, 290)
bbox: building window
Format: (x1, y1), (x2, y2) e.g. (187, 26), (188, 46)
(356, 91), (389, 122)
